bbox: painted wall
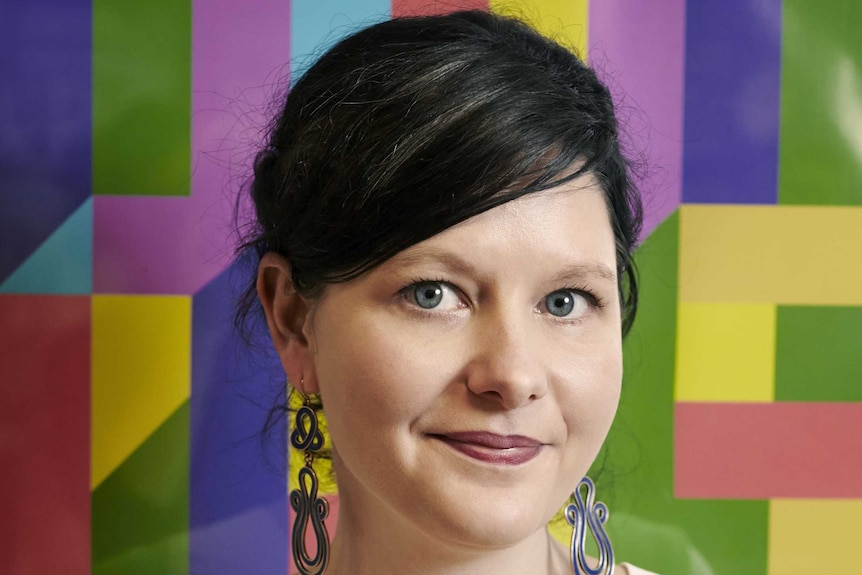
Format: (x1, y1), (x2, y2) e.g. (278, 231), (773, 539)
(1, 1), (861, 574)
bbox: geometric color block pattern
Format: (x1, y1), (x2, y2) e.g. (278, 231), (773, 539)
(0, 0), (92, 284)
(190, 262), (288, 575)
(775, 306), (862, 402)
(588, 0), (685, 240)
(92, 402), (189, 575)
(673, 4), (862, 575)
(2, 0), (861, 575)
(779, 0), (862, 206)
(608, 213), (770, 575)
(0, 198), (93, 295)
(92, 0), (191, 196)
(91, 295), (191, 488)
(675, 402), (862, 499)
(0, 295), (91, 575)
(91, 0), (291, 295)
(675, 302), (776, 402)
(768, 500), (862, 574)
(679, 205), (862, 305)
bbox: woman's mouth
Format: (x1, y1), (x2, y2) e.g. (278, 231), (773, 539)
(430, 431), (544, 466)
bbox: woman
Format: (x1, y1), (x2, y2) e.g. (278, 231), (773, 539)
(239, 9), (655, 575)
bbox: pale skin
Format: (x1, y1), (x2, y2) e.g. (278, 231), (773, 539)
(258, 174), (631, 575)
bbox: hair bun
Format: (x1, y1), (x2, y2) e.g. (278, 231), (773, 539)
(251, 149), (281, 229)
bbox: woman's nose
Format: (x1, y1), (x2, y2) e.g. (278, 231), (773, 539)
(464, 310), (549, 410)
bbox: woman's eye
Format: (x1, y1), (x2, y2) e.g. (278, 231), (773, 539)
(407, 281), (462, 311)
(543, 289), (590, 318)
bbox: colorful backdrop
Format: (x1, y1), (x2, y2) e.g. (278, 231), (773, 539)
(2, 0), (861, 574)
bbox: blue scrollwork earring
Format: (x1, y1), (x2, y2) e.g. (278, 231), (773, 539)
(566, 476), (615, 575)
(289, 383), (330, 575)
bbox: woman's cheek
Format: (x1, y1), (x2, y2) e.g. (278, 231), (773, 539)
(319, 315), (423, 421)
(559, 342), (622, 432)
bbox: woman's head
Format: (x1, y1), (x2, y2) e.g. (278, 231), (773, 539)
(262, 178), (625, 550)
(243, 8), (642, 556)
(240, 9), (641, 336)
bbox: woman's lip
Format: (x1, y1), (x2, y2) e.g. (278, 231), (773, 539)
(436, 431), (542, 449)
(431, 432), (544, 465)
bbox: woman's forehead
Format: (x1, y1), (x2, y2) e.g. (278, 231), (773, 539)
(382, 183), (616, 276)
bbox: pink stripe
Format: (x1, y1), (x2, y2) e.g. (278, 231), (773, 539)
(392, 0), (487, 17)
(94, 0), (290, 294)
(675, 402), (862, 499)
(589, 0), (685, 240)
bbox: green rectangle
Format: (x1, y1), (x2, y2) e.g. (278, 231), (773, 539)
(776, 306), (862, 401)
(778, 0), (862, 205)
(93, 402), (189, 575)
(93, 0), (191, 196)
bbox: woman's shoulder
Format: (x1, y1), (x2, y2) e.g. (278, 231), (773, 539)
(620, 562), (662, 575)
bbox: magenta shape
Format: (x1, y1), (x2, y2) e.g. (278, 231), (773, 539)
(94, 0), (290, 295)
(589, 0), (686, 241)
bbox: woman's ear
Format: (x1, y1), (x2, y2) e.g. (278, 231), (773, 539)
(256, 252), (320, 394)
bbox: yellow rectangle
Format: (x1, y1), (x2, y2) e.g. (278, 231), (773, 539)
(680, 205), (862, 305)
(490, 0), (589, 57)
(91, 295), (191, 488)
(675, 302), (775, 402)
(769, 499), (862, 574)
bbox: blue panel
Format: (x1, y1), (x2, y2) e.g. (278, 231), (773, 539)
(0, 198), (92, 294)
(190, 258), (288, 575)
(682, 0), (781, 204)
(290, 0), (391, 82)
(0, 0), (92, 282)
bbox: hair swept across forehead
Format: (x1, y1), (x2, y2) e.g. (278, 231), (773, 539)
(237, 9), (642, 336)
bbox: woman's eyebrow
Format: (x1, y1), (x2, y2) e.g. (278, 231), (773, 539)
(551, 263), (617, 285)
(384, 247), (478, 276)
(385, 247), (616, 284)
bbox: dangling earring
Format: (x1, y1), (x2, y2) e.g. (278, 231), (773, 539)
(289, 382), (330, 575)
(567, 476), (615, 575)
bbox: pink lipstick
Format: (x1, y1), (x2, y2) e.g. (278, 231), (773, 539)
(432, 431), (543, 465)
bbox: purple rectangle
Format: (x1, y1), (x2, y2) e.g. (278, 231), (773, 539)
(0, 0), (91, 282)
(189, 0), (291, 571)
(589, 0), (686, 240)
(191, 261), (288, 575)
(682, 0), (781, 204)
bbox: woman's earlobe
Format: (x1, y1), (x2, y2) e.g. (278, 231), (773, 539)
(291, 373), (320, 395)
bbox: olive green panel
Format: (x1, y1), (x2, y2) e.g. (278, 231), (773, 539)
(776, 306), (862, 402)
(779, 0), (862, 205)
(598, 211), (769, 575)
(93, 0), (191, 196)
(93, 402), (189, 575)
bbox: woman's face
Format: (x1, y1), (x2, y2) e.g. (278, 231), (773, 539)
(303, 175), (622, 548)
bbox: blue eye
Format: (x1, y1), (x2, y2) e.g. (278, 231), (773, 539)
(413, 282), (445, 309)
(545, 290), (585, 317)
(402, 280), (466, 314)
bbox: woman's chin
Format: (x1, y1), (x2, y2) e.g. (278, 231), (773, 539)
(411, 492), (553, 551)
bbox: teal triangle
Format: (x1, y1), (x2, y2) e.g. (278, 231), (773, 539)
(0, 197), (92, 294)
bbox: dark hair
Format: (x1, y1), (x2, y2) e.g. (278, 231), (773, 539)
(236, 9), (642, 337)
